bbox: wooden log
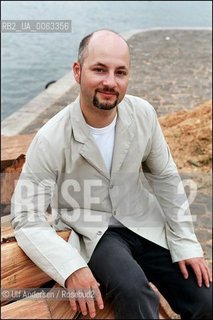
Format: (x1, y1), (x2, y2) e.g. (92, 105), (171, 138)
(1, 134), (34, 211)
(1, 154), (26, 205)
(1, 297), (52, 319)
(1, 222), (14, 241)
(1, 230), (71, 305)
(1, 134), (35, 162)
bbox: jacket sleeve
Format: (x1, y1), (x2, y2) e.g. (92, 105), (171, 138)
(142, 107), (203, 262)
(11, 133), (87, 287)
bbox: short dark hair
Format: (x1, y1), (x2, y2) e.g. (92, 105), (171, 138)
(77, 29), (129, 66)
(78, 32), (94, 65)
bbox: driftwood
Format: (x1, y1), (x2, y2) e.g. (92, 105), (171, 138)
(1, 154), (26, 205)
(1, 223), (15, 241)
(1, 134), (35, 205)
(1, 298), (52, 319)
(1, 134), (35, 162)
(1, 134), (34, 217)
(1, 152), (26, 216)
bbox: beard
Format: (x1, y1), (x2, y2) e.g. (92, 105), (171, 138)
(93, 88), (119, 110)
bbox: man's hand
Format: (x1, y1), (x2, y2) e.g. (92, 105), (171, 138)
(65, 266), (104, 318)
(178, 257), (212, 288)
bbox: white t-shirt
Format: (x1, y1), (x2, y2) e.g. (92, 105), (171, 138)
(87, 115), (123, 227)
(87, 115), (117, 174)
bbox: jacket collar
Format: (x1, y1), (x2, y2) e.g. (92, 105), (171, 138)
(70, 96), (135, 179)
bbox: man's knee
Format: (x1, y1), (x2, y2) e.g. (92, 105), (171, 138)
(108, 275), (159, 304)
(106, 277), (160, 319)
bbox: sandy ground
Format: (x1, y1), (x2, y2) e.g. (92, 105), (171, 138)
(159, 100), (212, 173)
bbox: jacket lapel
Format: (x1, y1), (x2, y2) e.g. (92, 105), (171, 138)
(111, 100), (136, 174)
(80, 139), (110, 179)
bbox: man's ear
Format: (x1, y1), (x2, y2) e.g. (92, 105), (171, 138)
(73, 62), (81, 83)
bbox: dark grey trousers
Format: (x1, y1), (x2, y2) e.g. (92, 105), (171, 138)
(88, 227), (212, 319)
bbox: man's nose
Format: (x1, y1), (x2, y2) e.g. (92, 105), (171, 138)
(102, 72), (117, 88)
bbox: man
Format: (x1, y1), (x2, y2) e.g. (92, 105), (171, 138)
(11, 29), (212, 319)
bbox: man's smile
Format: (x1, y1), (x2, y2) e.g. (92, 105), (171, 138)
(96, 89), (119, 98)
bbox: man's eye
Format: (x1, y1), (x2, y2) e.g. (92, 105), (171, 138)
(116, 70), (127, 76)
(94, 68), (105, 73)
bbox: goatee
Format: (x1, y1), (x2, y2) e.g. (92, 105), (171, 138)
(93, 89), (119, 110)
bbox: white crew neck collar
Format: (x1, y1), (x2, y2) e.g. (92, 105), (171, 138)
(87, 114), (117, 135)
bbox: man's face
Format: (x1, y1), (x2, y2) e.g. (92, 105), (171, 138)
(73, 33), (130, 112)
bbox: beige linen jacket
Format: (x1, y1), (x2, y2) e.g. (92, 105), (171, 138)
(11, 95), (203, 287)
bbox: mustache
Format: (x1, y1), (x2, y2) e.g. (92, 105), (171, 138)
(95, 87), (119, 97)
